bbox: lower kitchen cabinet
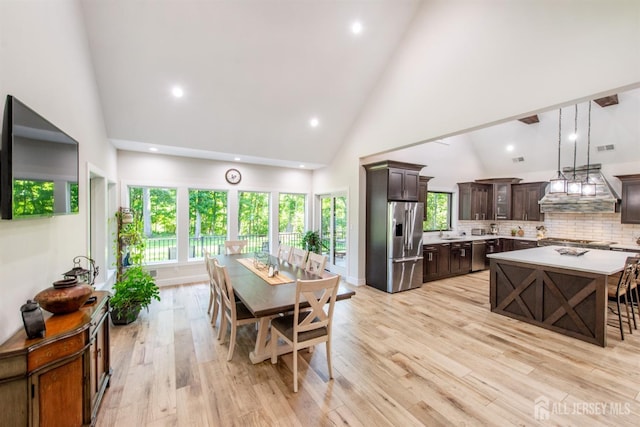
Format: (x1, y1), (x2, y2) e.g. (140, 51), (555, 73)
(513, 239), (538, 250)
(423, 243), (451, 282)
(0, 291), (111, 427)
(450, 242), (472, 274)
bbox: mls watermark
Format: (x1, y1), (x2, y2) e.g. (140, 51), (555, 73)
(534, 396), (632, 421)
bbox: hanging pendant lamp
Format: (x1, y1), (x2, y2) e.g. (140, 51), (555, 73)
(581, 101), (596, 196)
(566, 104), (582, 195)
(549, 108), (567, 193)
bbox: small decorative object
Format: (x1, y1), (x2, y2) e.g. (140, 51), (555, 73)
(268, 264), (275, 278)
(20, 300), (46, 339)
(63, 255), (99, 287)
(556, 248), (589, 256)
(225, 168), (242, 184)
(120, 208), (134, 224)
(517, 226), (525, 237)
(536, 225), (546, 239)
(511, 229), (517, 236)
(34, 278), (93, 314)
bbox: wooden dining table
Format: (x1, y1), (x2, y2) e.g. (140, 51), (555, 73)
(216, 253), (355, 363)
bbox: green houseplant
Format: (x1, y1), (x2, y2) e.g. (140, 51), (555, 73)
(302, 230), (322, 255)
(111, 208), (160, 325)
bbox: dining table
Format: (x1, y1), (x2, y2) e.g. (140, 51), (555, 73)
(216, 253), (355, 364)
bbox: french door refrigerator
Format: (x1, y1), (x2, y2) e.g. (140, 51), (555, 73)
(367, 201), (424, 293)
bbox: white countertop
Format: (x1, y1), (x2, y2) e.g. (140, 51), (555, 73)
(487, 245), (634, 275)
(424, 235), (537, 245)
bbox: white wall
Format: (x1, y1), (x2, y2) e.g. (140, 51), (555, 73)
(0, 0), (117, 343)
(314, 0), (640, 285)
(117, 150), (313, 286)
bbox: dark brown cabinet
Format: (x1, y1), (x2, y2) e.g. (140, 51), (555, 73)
(458, 182), (492, 221)
(616, 174), (640, 224)
(418, 176), (432, 220)
(388, 167), (420, 201)
(0, 291), (111, 427)
(423, 243), (451, 282)
(450, 241), (472, 274)
(511, 182), (547, 222)
(513, 239), (538, 250)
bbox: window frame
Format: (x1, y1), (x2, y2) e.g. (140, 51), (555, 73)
(423, 191), (453, 232)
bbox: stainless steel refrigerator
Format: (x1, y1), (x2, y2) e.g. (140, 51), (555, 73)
(385, 201), (424, 292)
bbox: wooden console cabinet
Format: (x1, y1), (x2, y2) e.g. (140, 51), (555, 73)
(0, 291), (111, 426)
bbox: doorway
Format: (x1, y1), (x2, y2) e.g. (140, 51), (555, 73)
(319, 194), (347, 275)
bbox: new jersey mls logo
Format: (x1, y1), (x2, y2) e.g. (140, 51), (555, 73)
(535, 395), (550, 421)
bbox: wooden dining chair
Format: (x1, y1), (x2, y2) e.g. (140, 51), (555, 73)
(224, 240), (248, 255)
(607, 257), (640, 340)
(277, 244), (292, 263)
(213, 259), (259, 360)
(203, 250), (221, 330)
(289, 247), (308, 269)
(270, 275), (340, 392)
(305, 252), (327, 276)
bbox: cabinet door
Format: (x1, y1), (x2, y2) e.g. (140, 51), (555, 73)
(403, 170), (420, 201)
(387, 168), (405, 200)
(458, 183), (473, 220)
(438, 244), (451, 275)
(35, 356), (84, 427)
(418, 177), (429, 220)
(512, 185), (526, 221)
(423, 247), (439, 282)
(493, 183), (511, 220)
(0, 377), (27, 425)
(513, 240), (537, 250)
(471, 184), (491, 220)
(460, 243), (472, 272)
(524, 184), (544, 221)
(621, 178), (640, 224)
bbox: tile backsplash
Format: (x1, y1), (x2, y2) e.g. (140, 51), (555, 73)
(454, 213), (640, 246)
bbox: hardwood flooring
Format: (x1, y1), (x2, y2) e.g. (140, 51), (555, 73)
(97, 271), (640, 426)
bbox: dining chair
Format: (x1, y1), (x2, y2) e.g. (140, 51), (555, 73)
(270, 274), (340, 392)
(203, 250), (221, 330)
(224, 240), (248, 254)
(213, 259), (259, 360)
(289, 247), (308, 269)
(277, 244), (292, 263)
(305, 252), (327, 276)
(607, 256), (640, 340)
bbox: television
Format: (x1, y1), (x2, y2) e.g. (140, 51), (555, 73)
(1, 95), (79, 219)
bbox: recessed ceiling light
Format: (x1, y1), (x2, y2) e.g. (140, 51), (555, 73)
(299, 164), (305, 168)
(506, 145), (514, 152)
(149, 147), (158, 152)
(309, 117), (319, 128)
(171, 86), (184, 98)
(351, 21), (363, 35)
(234, 157), (241, 161)
(568, 133), (578, 141)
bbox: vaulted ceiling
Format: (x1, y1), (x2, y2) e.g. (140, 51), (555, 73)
(80, 0), (422, 169)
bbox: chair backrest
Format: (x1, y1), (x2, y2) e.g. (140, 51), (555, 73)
(292, 275), (340, 343)
(213, 259), (236, 318)
(616, 257), (640, 295)
(306, 252), (327, 276)
(224, 240), (248, 255)
(277, 244), (292, 262)
(290, 247), (308, 269)
(204, 249), (216, 285)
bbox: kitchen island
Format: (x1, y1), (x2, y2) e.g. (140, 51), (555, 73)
(488, 246), (632, 346)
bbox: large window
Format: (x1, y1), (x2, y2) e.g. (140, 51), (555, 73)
(129, 186), (177, 262)
(278, 193), (305, 249)
(424, 191), (452, 231)
(238, 191), (269, 253)
(189, 189), (228, 258)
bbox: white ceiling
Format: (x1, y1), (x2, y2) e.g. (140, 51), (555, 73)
(79, 0), (422, 169)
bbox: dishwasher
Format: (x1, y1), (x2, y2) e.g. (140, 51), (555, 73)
(471, 240), (486, 271)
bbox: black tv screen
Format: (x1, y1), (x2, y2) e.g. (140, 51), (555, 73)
(1, 95), (79, 219)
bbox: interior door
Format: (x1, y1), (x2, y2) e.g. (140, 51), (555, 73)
(319, 194), (347, 275)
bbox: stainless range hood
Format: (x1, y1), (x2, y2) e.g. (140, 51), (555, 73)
(539, 164), (620, 213)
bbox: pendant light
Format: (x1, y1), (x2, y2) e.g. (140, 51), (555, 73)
(566, 104), (582, 195)
(581, 101), (596, 196)
(549, 108), (567, 193)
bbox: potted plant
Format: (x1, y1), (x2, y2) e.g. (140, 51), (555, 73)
(111, 208), (160, 325)
(302, 230), (323, 254)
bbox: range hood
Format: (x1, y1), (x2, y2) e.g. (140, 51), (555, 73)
(539, 164), (620, 213)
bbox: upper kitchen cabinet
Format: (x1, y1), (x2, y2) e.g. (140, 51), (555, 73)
(458, 182), (492, 221)
(512, 182), (547, 222)
(418, 176), (432, 220)
(476, 178), (522, 220)
(616, 174), (640, 224)
(364, 161), (425, 202)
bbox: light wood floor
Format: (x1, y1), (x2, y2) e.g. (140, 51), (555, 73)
(97, 272), (640, 426)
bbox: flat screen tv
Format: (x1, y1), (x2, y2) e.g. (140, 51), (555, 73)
(1, 95), (79, 219)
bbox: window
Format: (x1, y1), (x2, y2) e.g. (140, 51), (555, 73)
(278, 193), (305, 248)
(424, 191), (452, 231)
(238, 191), (269, 253)
(189, 189), (228, 258)
(129, 186), (177, 262)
